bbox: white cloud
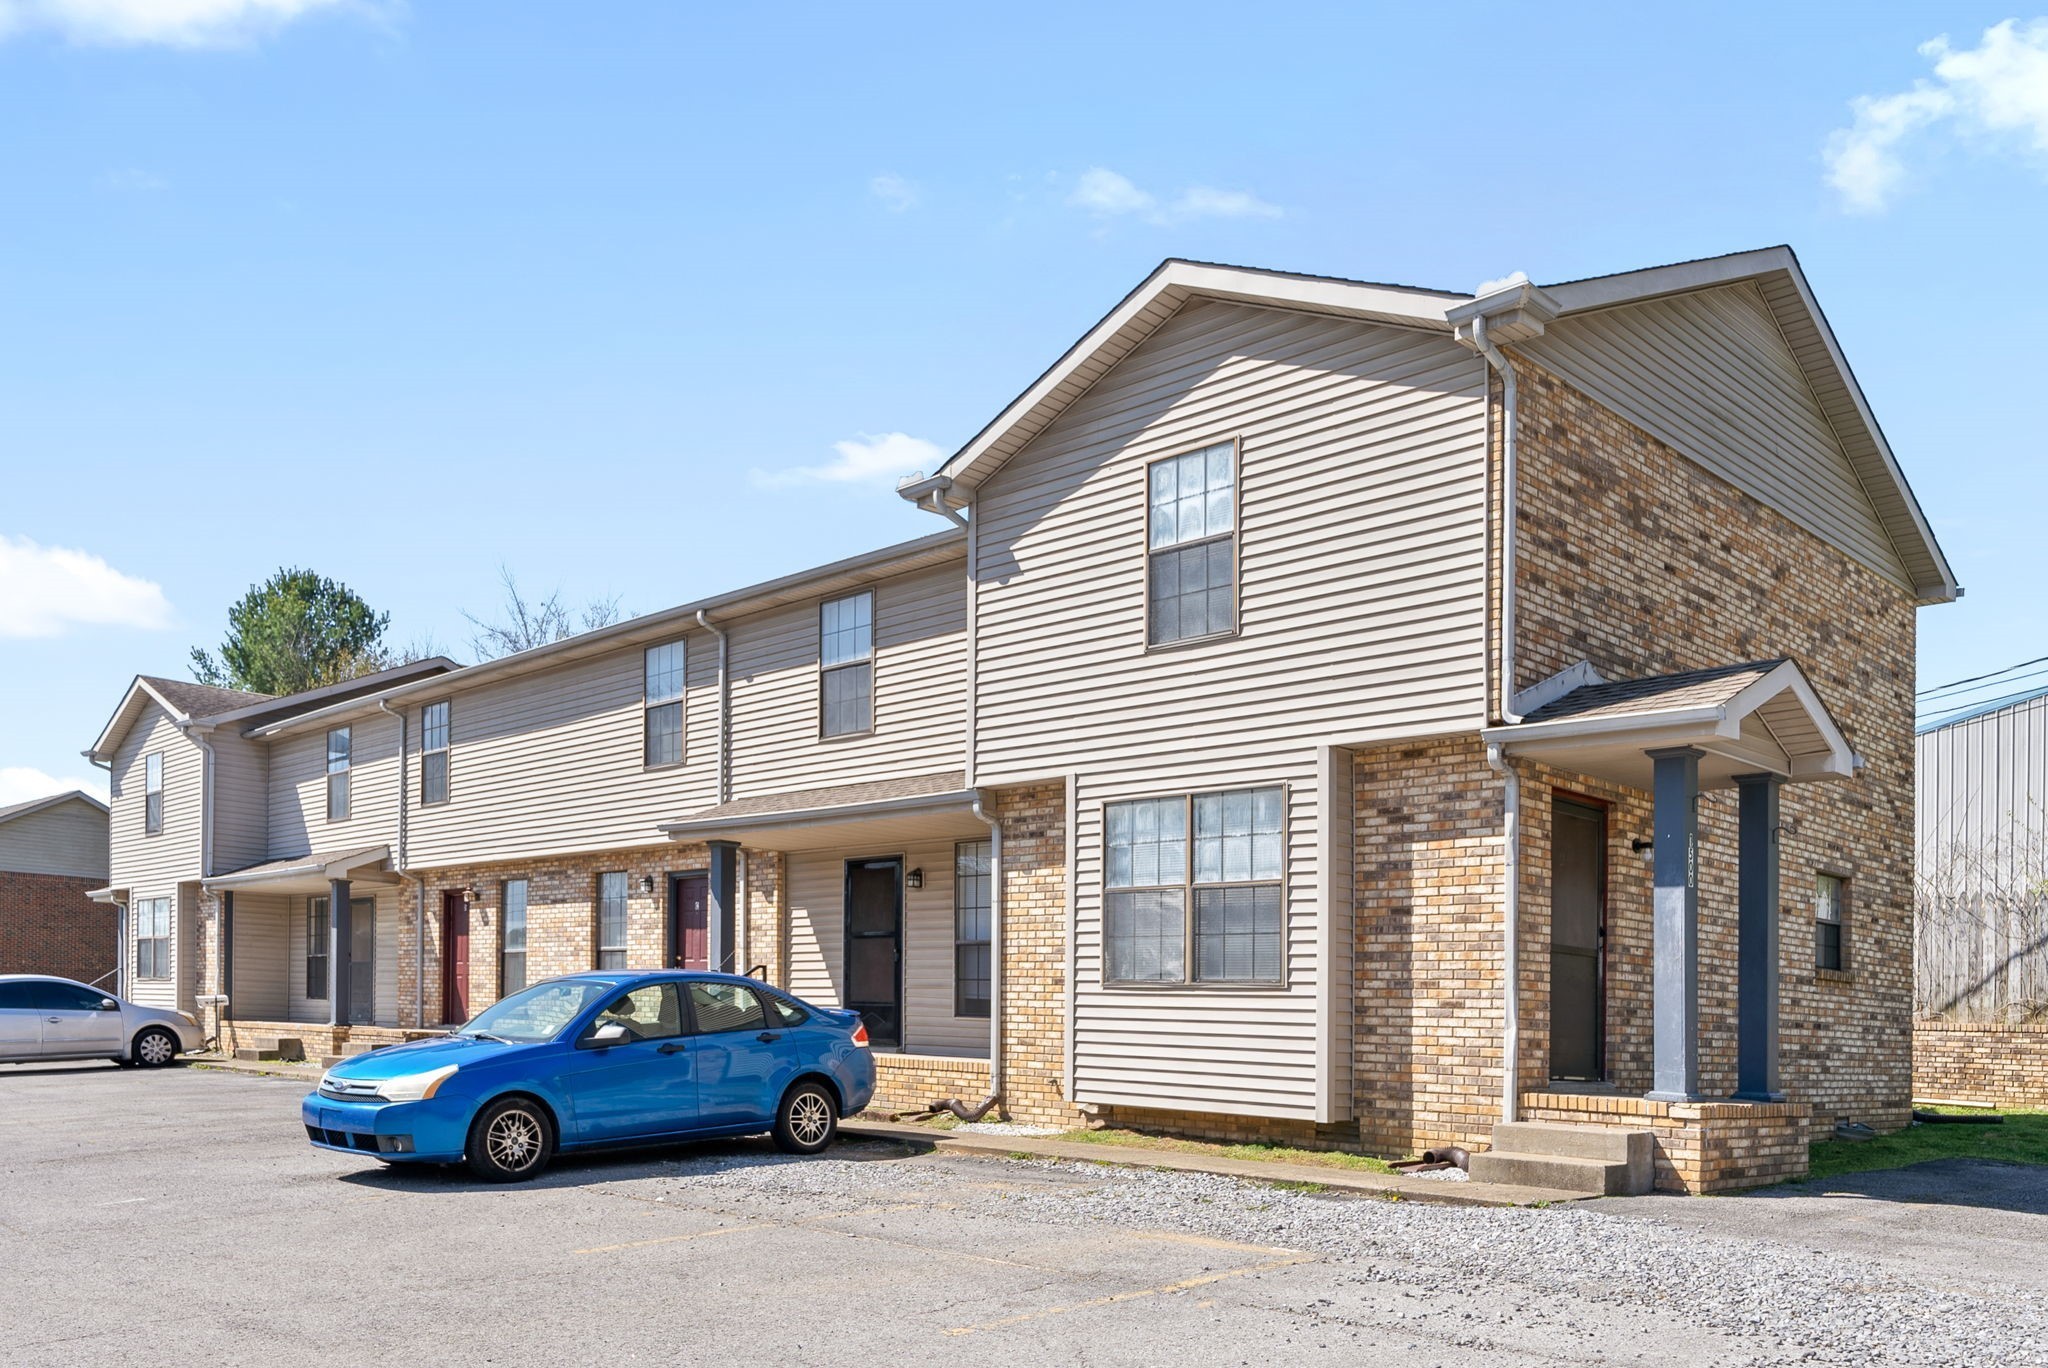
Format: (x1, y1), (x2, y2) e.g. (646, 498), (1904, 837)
(869, 172), (919, 212)
(751, 432), (945, 490)
(0, 535), (173, 637)
(0, 766), (107, 807)
(1474, 271), (1531, 297)
(1826, 19), (2048, 213)
(0, 0), (362, 48)
(1067, 166), (1284, 226)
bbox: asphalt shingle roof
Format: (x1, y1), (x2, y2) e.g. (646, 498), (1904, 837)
(674, 771), (969, 824)
(1521, 660), (1788, 725)
(139, 676), (271, 719)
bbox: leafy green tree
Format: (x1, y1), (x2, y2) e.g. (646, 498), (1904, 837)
(190, 568), (395, 696)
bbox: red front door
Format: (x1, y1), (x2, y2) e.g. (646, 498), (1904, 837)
(442, 891), (471, 1024)
(670, 873), (708, 970)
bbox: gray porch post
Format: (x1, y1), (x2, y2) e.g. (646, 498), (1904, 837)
(220, 890), (235, 1016)
(328, 878), (352, 1029)
(1734, 772), (1786, 1101)
(1646, 747), (1703, 1103)
(707, 841), (739, 974)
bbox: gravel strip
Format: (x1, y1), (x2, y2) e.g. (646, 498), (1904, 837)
(648, 1144), (2048, 1366)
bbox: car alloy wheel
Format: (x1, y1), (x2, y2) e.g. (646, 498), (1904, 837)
(487, 1109), (543, 1171)
(774, 1081), (838, 1155)
(466, 1097), (555, 1182)
(135, 1029), (177, 1068)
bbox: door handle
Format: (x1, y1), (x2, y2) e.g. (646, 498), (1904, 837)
(757, 1032), (781, 1043)
(657, 1042), (687, 1055)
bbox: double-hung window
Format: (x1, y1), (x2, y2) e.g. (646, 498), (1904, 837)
(421, 702), (450, 805)
(305, 898), (329, 1000)
(1815, 873), (1847, 971)
(134, 897), (171, 980)
(1147, 439), (1237, 646)
(596, 871), (629, 971)
(644, 641), (685, 766)
(1104, 786), (1284, 985)
(143, 752), (163, 835)
(326, 727), (351, 821)
(501, 878), (528, 994)
(955, 840), (992, 1018)
(820, 591), (874, 737)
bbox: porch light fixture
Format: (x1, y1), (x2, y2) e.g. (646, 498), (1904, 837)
(639, 874), (656, 895)
(1631, 837), (1655, 862)
(905, 867), (924, 890)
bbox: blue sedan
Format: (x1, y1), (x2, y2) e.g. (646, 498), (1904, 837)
(302, 971), (875, 1182)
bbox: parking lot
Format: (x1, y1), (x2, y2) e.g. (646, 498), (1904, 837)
(3, 1062), (2044, 1367)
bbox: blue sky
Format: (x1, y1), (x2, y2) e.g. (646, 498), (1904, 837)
(4, 1), (2045, 801)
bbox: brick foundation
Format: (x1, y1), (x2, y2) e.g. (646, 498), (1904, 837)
(1521, 1091), (1812, 1193)
(869, 1053), (993, 1115)
(1913, 1020), (2048, 1108)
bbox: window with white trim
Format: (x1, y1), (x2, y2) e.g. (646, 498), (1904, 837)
(144, 752), (164, 835)
(326, 727), (351, 821)
(134, 897), (172, 980)
(1147, 440), (1237, 645)
(955, 840), (991, 1018)
(1815, 873), (1847, 971)
(1104, 786), (1284, 985)
(502, 878), (528, 994)
(597, 871), (629, 971)
(644, 641), (685, 766)
(306, 898), (329, 1000)
(421, 701), (450, 805)
(820, 591), (874, 737)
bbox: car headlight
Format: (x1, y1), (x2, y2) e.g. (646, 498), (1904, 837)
(372, 1065), (459, 1102)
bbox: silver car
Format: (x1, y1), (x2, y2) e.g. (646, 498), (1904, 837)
(0, 975), (204, 1067)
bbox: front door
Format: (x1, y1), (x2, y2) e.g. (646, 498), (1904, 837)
(442, 891), (471, 1024)
(1549, 798), (1607, 1081)
(844, 858), (902, 1049)
(349, 898), (376, 1026)
(668, 872), (709, 970)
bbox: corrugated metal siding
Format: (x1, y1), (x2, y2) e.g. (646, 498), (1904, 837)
(1521, 283), (1911, 590)
(727, 562), (966, 800)
(209, 729), (269, 872)
(267, 711), (401, 862)
(109, 704), (203, 892)
(228, 893), (291, 1020)
(972, 300), (1489, 1121)
(0, 799), (108, 880)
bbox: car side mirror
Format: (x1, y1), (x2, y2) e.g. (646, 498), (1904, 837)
(99, 998), (119, 1012)
(581, 1020), (632, 1049)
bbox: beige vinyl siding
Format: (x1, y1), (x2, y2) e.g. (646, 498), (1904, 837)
(785, 844), (987, 1057)
(286, 887), (400, 1027)
(1317, 744), (1355, 1122)
(124, 884), (180, 1011)
(108, 704), (203, 891)
(404, 638), (719, 867)
(971, 300), (1489, 1122)
(727, 562), (965, 800)
(267, 712), (402, 861)
(1520, 282), (1912, 590)
(0, 798), (108, 880)
(227, 892), (291, 1020)
(209, 729), (269, 872)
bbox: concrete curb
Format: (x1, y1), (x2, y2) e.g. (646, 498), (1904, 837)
(840, 1119), (1591, 1207)
(188, 1054), (322, 1083)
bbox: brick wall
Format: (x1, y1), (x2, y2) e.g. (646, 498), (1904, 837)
(1520, 1092), (1812, 1194)
(0, 871), (117, 984)
(870, 1054), (993, 1115)
(1914, 1021), (2048, 1108)
(743, 850), (785, 989)
(989, 781), (1078, 1126)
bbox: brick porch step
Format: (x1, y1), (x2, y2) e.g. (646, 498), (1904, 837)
(233, 1037), (306, 1063)
(1468, 1121), (1655, 1195)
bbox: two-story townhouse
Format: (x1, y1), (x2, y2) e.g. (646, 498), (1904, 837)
(89, 245), (1951, 1192)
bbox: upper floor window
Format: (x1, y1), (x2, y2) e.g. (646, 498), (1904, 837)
(955, 840), (992, 1018)
(596, 871), (629, 971)
(1147, 440), (1237, 646)
(1815, 873), (1847, 971)
(1104, 786), (1284, 986)
(644, 641), (685, 767)
(326, 727), (351, 821)
(421, 701), (450, 805)
(143, 752), (164, 835)
(820, 591), (874, 738)
(134, 896), (172, 980)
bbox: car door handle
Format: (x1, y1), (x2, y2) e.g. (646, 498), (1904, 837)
(756, 1032), (781, 1044)
(46, 1017), (62, 1024)
(657, 1042), (687, 1055)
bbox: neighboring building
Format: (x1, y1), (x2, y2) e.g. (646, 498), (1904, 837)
(0, 790), (114, 984)
(86, 246), (1952, 1191)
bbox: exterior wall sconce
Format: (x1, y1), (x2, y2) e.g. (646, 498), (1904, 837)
(462, 885), (483, 904)
(1631, 837), (1655, 862)
(639, 874), (656, 895)
(905, 868), (924, 890)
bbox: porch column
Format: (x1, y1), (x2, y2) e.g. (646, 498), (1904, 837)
(1646, 747), (1702, 1102)
(1734, 772), (1785, 1101)
(707, 841), (739, 974)
(328, 878), (352, 1029)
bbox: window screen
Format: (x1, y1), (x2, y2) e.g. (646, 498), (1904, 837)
(421, 701), (450, 805)
(644, 642), (685, 766)
(820, 591), (874, 736)
(1146, 441), (1236, 645)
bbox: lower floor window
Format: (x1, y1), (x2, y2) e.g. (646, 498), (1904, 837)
(954, 840), (991, 1017)
(502, 878), (528, 995)
(1815, 872), (1847, 971)
(1103, 787), (1285, 986)
(306, 898), (329, 1000)
(134, 897), (172, 980)
(597, 871), (629, 971)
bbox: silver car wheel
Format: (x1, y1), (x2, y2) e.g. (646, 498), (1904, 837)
(136, 1030), (175, 1067)
(486, 1108), (543, 1172)
(789, 1091), (833, 1148)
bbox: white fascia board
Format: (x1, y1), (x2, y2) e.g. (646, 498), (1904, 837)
(658, 789), (979, 840)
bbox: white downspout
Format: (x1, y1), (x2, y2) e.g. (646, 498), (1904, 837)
(1473, 310), (1524, 1126)
(378, 698), (418, 1028)
(87, 753), (123, 999)
(963, 498), (977, 788)
(696, 610), (731, 804)
(183, 724), (216, 879)
(970, 789), (1003, 1109)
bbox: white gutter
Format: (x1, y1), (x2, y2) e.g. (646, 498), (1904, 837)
(696, 610), (731, 804)
(970, 789), (1003, 1112)
(378, 697), (421, 1029)
(964, 497), (978, 786)
(183, 724), (217, 879)
(84, 755), (122, 997)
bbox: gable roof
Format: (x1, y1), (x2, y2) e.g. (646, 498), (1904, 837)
(140, 677), (269, 719)
(0, 790), (109, 826)
(914, 247), (1955, 606)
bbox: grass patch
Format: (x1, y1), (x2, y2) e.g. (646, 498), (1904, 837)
(1052, 1126), (1396, 1175)
(1804, 1107), (2048, 1184)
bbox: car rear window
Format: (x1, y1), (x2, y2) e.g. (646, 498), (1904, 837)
(765, 994), (809, 1027)
(688, 982), (767, 1035)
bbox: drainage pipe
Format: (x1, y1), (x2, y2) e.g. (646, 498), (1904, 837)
(378, 698), (419, 1029)
(696, 609), (731, 804)
(1471, 311), (1522, 729)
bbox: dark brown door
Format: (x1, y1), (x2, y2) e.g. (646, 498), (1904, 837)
(844, 858), (902, 1048)
(1549, 798), (1606, 1081)
(669, 873), (709, 970)
(441, 891), (471, 1025)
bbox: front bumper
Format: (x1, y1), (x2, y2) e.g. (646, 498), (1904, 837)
(300, 1092), (471, 1163)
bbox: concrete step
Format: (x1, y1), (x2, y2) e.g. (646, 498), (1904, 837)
(233, 1047), (284, 1062)
(1468, 1150), (1637, 1196)
(1492, 1121), (1649, 1166)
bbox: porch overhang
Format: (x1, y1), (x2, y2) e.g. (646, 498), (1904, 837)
(659, 771), (988, 852)
(1480, 658), (1856, 791)
(201, 845), (400, 895)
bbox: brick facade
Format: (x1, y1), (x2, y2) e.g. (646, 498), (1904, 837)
(1914, 1021), (2048, 1108)
(0, 871), (116, 984)
(1519, 1091), (1812, 1194)
(987, 781), (1077, 1126)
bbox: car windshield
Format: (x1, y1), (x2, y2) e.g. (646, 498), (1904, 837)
(456, 980), (613, 1043)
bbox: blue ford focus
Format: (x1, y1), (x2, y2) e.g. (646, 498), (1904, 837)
(302, 971), (875, 1182)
